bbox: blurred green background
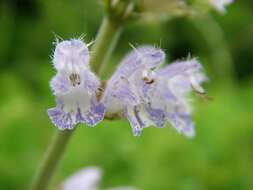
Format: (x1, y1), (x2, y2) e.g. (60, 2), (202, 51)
(0, 0), (253, 190)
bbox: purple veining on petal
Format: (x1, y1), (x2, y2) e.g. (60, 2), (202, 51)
(83, 100), (105, 127)
(124, 107), (142, 136)
(50, 72), (71, 95)
(82, 70), (100, 94)
(168, 112), (195, 138)
(103, 46), (165, 112)
(112, 79), (139, 105)
(133, 127), (142, 137)
(48, 107), (74, 130)
(142, 82), (152, 97)
(143, 58), (205, 137)
(76, 107), (85, 122)
(155, 82), (177, 101)
(134, 106), (145, 129)
(146, 106), (165, 128)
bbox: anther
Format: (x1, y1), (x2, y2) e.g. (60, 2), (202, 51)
(69, 73), (81, 86)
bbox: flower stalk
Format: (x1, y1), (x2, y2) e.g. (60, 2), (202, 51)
(30, 130), (74, 190)
(91, 17), (122, 75)
(30, 1), (132, 188)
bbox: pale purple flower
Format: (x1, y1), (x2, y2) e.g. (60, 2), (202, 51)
(48, 39), (105, 130)
(102, 46), (207, 137)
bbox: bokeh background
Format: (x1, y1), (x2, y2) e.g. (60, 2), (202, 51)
(0, 0), (253, 190)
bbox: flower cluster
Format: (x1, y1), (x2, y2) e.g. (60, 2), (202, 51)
(48, 39), (207, 138)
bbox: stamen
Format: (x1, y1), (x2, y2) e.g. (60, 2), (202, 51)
(142, 70), (155, 84)
(69, 73), (81, 86)
(143, 77), (154, 84)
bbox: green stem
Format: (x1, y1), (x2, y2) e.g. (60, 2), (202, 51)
(30, 130), (73, 190)
(91, 17), (122, 76)
(192, 15), (235, 84)
(30, 16), (123, 190)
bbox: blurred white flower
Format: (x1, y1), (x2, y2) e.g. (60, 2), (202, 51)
(60, 167), (138, 190)
(106, 187), (138, 190)
(208, 0), (234, 13)
(61, 167), (102, 190)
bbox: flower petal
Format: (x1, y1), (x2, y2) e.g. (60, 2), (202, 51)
(158, 58), (202, 78)
(47, 107), (75, 130)
(109, 78), (139, 105)
(50, 72), (71, 96)
(124, 106), (143, 136)
(168, 113), (195, 138)
(83, 100), (105, 126)
(146, 106), (165, 128)
(117, 46), (165, 76)
(158, 58), (207, 96)
(103, 46), (165, 117)
(53, 39), (89, 73)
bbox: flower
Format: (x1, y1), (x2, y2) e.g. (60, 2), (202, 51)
(60, 166), (138, 190)
(61, 167), (101, 190)
(102, 46), (165, 117)
(208, 0), (234, 13)
(48, 39), (105, 130)
(102, 46), (207, 137)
